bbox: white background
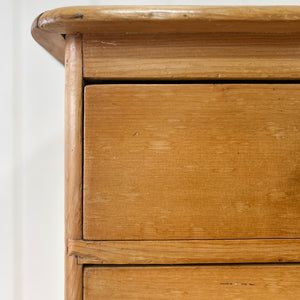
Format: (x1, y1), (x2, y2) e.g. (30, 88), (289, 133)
(1, 1), (299, 299)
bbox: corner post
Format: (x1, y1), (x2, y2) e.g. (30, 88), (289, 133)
(65, 34), (83, 300)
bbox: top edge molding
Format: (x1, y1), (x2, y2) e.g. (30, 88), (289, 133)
(32, 6), (300, 64)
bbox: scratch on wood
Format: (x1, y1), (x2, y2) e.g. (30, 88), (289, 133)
(100, 41), (117, 46)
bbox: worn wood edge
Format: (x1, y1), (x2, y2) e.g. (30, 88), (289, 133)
(65, 34), (83, 300)
(36, 6), (300, 34)
(32, 6), (300, 62)
(68, 239), (300, 265)
(31, 14), (65, 65)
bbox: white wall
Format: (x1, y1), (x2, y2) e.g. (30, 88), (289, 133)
(1, 1), (299, 299)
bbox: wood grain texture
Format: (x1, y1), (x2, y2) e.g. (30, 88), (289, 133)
(68, 239), (300, 265)
(83, 33), (300, 80)
(84, 265), (300, 299)
(37, 6), (300, 34)
(32, 6), (300, 65)
(84, 84), (300, 240)
(65, 35), (83, 300)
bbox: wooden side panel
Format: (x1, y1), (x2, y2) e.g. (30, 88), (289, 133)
(84, 84), (300, 240)
(84, 265), (300, 299)
(68, 239), (300, 265)
(83, 33), (300, 80)
(65, 35), (83, 300)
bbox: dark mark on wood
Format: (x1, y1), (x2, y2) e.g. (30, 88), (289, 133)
(72, 14), (84, 19)
(220, 282), (255, 286)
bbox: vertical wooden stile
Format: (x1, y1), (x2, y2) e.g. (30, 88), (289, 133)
(65, 34), (83, 300)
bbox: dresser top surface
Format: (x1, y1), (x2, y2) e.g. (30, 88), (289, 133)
(33, 6), (300, 33)
(32, 6), (300, 64)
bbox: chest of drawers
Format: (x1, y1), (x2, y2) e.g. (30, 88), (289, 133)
(32, 6), (300, 299)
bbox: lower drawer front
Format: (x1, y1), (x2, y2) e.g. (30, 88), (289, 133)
(84, 265), (300, 299)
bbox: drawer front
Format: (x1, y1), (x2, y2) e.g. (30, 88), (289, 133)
(84, 265), (300, 299)
(83, 33), (300, 80)
(83, 84), (300, 240)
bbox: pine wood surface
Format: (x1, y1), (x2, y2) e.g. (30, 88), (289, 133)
(83, 33), (300, 80)
(32, 6), (300, 64)
(31, 8), (300, 299)
(68, 239), (300, 265)
(37, 6), (300, 34)
(65, 34), (83, 300)
(84, 84), (300, 240)
(84, 265), (300, 299)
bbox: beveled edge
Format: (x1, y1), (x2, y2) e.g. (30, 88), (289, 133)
(31, 14), (65, 64)
(38, 6), (300, 31)
(32, 6), (300, 66)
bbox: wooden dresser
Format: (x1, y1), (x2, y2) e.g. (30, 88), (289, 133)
(32, 6), (300, 299)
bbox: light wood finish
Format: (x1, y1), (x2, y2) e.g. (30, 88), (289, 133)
(65, 35), (83, 300)
(32, 6), (300, 64)
(83, 33), (300, 80)
(37, 6), (300, 34)
(84, 265), (300, 299)
(84, 84), (300, 240)
(31, 14), (65, 65)
(32, 7), (300, 300)
(69, 239), (300, 265)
